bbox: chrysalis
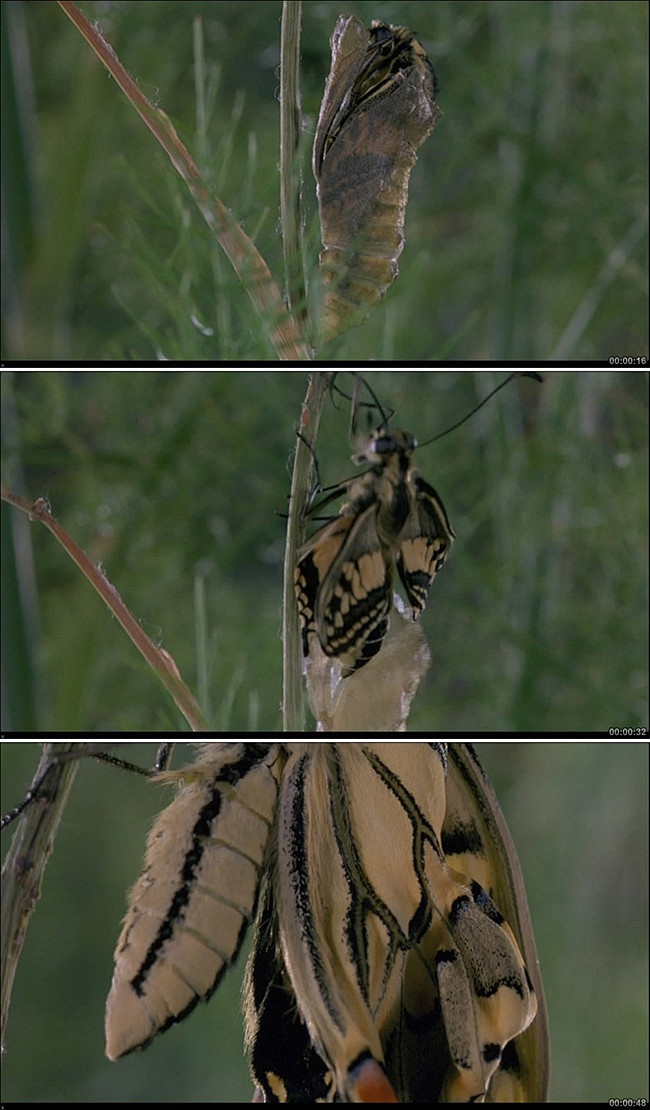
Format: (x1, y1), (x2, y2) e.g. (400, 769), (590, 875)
(313, 16), (441, 341)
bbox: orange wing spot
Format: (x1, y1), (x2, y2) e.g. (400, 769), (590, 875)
(348, 1057), (399, 1103)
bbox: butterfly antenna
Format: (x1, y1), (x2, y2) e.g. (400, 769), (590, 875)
(330, 374), (394, 436)
(349, 373), (364, 437)
(419, 372), (543, 447)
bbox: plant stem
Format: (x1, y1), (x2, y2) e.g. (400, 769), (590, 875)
(1, 744), (80, 1047)
(280, 2), (310, 346)
(1, 487), (206, 730)
(282, 373), (333, 731)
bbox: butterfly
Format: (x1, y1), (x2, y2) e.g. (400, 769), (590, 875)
(294, 424), (454, 676)
(313, 16), (441, 341)
(99, 742), (549, 1102)
(3, 742), (549, 1101)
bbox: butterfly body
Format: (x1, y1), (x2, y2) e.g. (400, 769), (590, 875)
(295, 427), (454, 675)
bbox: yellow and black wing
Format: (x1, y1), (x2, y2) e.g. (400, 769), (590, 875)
(103, 743), (547, 1102)
(444, 745), (551, 1101)
(295, 504), (393, 674)
(246, 744), (546, 1103)
(396, 475), (455, 616)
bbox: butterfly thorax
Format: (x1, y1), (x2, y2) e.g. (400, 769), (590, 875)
(352, 428), (417, 551)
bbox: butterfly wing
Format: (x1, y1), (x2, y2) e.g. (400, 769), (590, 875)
(296, 505), (393, 674)
(244, 868), (335, 1103)
(444, 745), (551, 1101)
(396, 475), (455, 616)
(249, 743), (540, 1102)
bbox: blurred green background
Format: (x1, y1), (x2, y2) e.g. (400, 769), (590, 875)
(1, 369), (648, 733)
(1, 0), (647, 361)
(1, 741), (648, 1102)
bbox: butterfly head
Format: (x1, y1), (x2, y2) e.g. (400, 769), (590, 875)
(353, 426), (417, 469)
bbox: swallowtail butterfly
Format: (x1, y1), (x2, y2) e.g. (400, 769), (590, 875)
(98, 743), (549, 1101)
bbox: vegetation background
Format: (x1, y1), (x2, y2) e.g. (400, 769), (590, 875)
(1, 741), (648, 1103)
(1, 0), (648, 361)
(1, 369), (648, 733)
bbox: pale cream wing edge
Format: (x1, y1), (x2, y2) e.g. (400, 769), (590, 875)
(446, 744), (551, 1102)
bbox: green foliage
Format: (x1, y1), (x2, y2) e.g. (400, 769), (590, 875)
(1, 1), (647, 360)
(1, 370), (648, 732)
(2, 371), (298, 731)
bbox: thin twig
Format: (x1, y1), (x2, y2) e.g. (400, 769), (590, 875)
(1, 487), (206, 731)
(1, 744), (81, 1049)
(57, 0), (310, 361)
